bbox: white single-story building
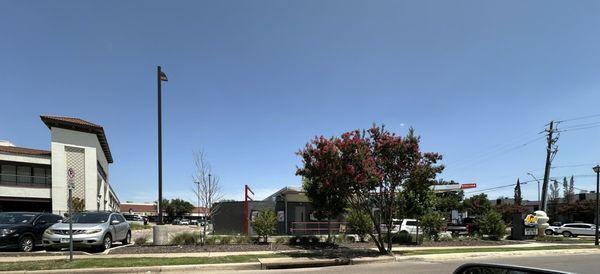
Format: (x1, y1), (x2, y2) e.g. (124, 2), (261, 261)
(0, 115), (119, 214)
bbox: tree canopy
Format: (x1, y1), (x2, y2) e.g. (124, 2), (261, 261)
(296, 124), (443, 254)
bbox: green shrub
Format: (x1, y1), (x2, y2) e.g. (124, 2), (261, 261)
(134, 235), (149, 245)
(234, 236), (252, 244)
(274, 237), (288, 244)
(220, 236), (233, 245)
(289, 236), (320, 245)
(169, 232), (199, 245)
(477, 211), (506, 240)
(251, 211), (277, 243)
(421, 212), (445, 241)
(204, 236), (218, 245)
(346, 210), (373, 242)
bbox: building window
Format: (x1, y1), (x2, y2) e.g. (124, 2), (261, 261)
(33, 167), (46, 184)
(17, 166), (32, 183)
(1, 165), (16, 183)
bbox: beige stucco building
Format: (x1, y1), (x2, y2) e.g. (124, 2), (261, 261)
(0, 116), (119, 214)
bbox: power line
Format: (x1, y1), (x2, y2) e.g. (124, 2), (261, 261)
(556, 113), (600, 123)
(559, 124), (600, 133)
(446, 135), (545, 173)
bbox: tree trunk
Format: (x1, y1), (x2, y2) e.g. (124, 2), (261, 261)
(327, 216), (332, 243)
(201, 219), (207, 246)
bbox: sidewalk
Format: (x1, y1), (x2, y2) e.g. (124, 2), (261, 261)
(1, 241), (593, 263)
(390, 241), (590, 252)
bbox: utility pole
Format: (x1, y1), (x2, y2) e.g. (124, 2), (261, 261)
(540, 121), (558, 211)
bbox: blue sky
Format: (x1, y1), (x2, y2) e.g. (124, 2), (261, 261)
(1, 1), (600, 203)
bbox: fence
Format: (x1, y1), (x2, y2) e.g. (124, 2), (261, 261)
(290, 221), (347, 235)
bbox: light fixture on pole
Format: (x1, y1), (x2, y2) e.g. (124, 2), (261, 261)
(593, 165), (600, 246)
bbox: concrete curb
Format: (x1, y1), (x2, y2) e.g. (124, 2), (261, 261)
(0, 256), (394, 273)
(0, 262), (262, 274)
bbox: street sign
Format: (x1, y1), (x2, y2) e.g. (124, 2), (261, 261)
(460, 183), (477, 189)
(67, 168), (75, 181)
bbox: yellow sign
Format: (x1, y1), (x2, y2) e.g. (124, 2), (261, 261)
(524, 214), (538, 226)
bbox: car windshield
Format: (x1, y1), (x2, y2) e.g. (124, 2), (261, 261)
(0, 213), (37, 224)
(70, 213), (111, 224)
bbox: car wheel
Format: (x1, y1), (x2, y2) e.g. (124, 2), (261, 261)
(562, 231), (572, 237)
(101, 234), (112, 251)
(545, 229), (554, 236)
(19, 236), (34, 252)
(123, 231), (131, 245)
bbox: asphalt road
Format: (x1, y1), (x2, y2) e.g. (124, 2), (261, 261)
(209, 253), (600, 274)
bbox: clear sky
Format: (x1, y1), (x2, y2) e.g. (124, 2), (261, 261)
(2, 1), (600, 203)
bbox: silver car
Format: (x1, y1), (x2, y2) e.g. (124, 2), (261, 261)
(43, 212), (131, 251)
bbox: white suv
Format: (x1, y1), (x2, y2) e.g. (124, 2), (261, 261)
(556, 223), (596, 237)
(381, 219), (422, 235)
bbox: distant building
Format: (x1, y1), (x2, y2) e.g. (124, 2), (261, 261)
(212, 186), (344, 235)
(120, 201), (208, 221)
(0, 116), (119, 214)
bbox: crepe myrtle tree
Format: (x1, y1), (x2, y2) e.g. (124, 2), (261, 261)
(302, 176), (346, 242)
(297, 124), (443, 254)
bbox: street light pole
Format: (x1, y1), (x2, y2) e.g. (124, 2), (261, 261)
(157, 66), (163, 225)
(593, 165), (600, 246)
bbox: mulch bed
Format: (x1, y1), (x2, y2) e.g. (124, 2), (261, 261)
(108, 240), (525, 255)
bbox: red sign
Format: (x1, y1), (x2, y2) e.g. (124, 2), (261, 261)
(460, 183), (477, 189)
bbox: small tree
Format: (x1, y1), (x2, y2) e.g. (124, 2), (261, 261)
(163, 199), (194, 221)
(420, 211), (444, 241)
(252, 211), (277, 243)
(192, 151), (223, 246)
(346, 209), (373, 242)
(477, 211), (506, 240)
(514, 179), (522, 206)
(563, 176), (575, 204)
(463, 193), (492, 217)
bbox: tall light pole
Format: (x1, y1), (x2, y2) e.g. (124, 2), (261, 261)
(157, 66), (168, 224)
(527, 172), (541, 206)
(593, 165), (600, 246)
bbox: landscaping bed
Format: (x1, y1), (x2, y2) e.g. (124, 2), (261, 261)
(109, 239), (525, 255)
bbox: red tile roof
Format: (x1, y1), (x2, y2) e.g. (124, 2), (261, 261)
(121, 204), (157, 213)
(40, 115), (113, 163)
(0, 145), (51, 157)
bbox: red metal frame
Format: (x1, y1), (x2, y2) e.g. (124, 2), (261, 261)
(243, 185), (254, 235)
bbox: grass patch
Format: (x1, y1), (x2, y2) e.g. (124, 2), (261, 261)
(395, 245), (599, 256)
(129, 223), (151, 230)
(0, 254), (287, 271)
(534, 236), (595, 243)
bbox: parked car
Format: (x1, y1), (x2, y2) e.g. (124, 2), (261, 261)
(545, 222), (563, 236)
(380, 219), (422, 235)
(190, 219), (198, 225)
(555, 223), (596, 237)
(43, 211), (131, 251)
(0, 212), (62, 252)
(180, 219), (190, 225)
(122, 214), (144, 225)
(446, 222), (468, 235)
